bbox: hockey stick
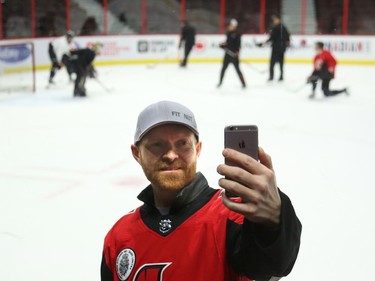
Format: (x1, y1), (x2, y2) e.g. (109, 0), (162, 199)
(224, 48), (267, 74)
(146, 52), (174, 69)
(286, 82), (308, 93)
(243, 61), (267, 74)
(245, 39), (268, 74)
(177, 46), (183, 62)
(93, 77), (113, 93)
(224, 48), (237, 58)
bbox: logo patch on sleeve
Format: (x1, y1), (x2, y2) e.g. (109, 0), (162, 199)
(116, 248), (136, 281)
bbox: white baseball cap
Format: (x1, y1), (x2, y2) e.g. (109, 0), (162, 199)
(134, 101), (199, 143)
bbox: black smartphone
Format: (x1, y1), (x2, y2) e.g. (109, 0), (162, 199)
(224, 125), (258, 197)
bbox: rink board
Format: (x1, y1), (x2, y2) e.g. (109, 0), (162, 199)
(1, 34), (375, 70)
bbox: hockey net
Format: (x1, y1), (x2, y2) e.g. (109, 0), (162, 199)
(0, 42), (36, 93)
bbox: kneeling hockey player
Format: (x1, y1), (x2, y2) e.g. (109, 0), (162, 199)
(307, 42), (348, 99)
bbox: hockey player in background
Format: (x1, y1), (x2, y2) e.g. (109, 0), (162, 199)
(307, 42), (348, 99)
(48, 31), (76, 85)
(69, 44), (100, 97)
(179, 21), (196, 67)
(258, 15), (290, 82)
(217, 19), (246, 88)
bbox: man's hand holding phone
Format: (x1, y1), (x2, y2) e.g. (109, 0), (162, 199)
(217, 147), (282, 228)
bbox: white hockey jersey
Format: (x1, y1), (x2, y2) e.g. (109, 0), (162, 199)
(51, 36), (77, 62)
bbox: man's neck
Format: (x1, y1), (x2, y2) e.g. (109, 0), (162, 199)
(152, 187), (181, 208)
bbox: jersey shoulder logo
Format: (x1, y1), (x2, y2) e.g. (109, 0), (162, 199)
(159, 219), (172, 234)
(116, 248), (136, 281)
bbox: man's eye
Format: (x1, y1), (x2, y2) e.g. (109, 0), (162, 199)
(177, 140), (187, 146)
(151, 142), (162, 149)
(177, 140), (191, 150)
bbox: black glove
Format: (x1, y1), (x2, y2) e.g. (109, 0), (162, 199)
(52, 60), (61, 69)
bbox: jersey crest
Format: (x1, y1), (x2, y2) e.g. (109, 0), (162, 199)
(159, 219), (172, 234)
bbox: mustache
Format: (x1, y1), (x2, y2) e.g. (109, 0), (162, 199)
(156, 160), (186, 171)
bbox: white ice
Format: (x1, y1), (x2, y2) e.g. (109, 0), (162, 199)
(0, 62), (374, 281)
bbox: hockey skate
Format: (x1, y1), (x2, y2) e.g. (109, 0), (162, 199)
(74, 88), (86, 97)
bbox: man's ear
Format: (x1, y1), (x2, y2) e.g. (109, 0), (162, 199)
(131, 144), (141, 163)
(196, 141), (202, 157)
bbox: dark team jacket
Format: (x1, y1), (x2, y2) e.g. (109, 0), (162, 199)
(180, 24), (196, 46)
(220, 30), (242, 54)
(101, 172), (301, 281)
(267, 23), (290, 52)
(70, 48), (96, 70)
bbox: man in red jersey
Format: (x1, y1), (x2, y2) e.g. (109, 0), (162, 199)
(307, 41), (348, 99)
(101, 101), (301, 281)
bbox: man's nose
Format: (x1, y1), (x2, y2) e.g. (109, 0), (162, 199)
(163, 147), (179, 161)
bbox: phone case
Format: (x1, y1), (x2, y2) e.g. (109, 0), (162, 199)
(224, 125), (259, 163)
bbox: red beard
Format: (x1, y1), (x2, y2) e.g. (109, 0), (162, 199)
(142, 159), (196, 191)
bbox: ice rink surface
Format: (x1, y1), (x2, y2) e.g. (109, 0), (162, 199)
(1, 62), (374, 280)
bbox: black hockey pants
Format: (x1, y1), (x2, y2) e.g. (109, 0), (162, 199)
(269, 48), (285, 80)
(181, 43), (194, 67)
(311, 71), (346, 97)
(219, 54), (246, 86)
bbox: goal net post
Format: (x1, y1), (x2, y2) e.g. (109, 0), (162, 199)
(0, 42), (36, 93)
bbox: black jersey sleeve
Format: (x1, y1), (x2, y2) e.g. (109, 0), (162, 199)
(236, 34), (241, 52)
(226, 190), (302, 280)
(231, 33), (241, 53)
(266, 26), (276, 44)
(101, 253), (113, 281)
(180, 26), (187, 42)
(283, 25), (291, 46)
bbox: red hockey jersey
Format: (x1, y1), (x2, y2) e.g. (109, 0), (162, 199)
(313, 50), (337, 77)
(101, 173), (302, 281)
(103, 190), (250, 281)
